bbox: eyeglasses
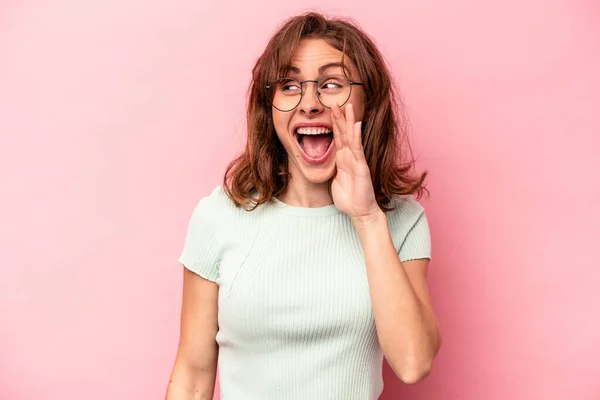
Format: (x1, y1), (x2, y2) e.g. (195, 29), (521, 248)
(265, 74), (365, 112)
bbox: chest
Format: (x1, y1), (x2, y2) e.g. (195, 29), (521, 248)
(215, 217), (376, 346)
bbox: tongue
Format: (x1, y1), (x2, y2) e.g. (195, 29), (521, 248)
(301, 135), (331, 158)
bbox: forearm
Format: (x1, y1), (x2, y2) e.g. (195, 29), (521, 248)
(166, 364), (216, 400)
(353, 211), (440, 383)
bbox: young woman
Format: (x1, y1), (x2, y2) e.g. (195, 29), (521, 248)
(166, 12), (441, 400)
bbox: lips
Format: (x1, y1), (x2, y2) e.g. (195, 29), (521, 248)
(292, 122), (333, 133)
(292, 123), (334, 164)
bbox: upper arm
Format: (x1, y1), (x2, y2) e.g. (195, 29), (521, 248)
(178, 195), (221, 283)
(167, 267), (219, 399)
(402, 258), (441, 358)
(397, 203), (440, 347)
(175, 266), (219, 370)
(402, 258), (434, 312)
(395, 198), (435, 312)
(175, 194), (221, 368)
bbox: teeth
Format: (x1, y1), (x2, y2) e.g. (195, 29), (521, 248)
(296, 127), (332, 135)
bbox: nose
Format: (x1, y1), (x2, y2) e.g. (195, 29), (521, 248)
(298, 82), (324, 115)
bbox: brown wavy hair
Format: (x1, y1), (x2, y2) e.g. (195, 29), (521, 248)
(223, 11), (427, 211)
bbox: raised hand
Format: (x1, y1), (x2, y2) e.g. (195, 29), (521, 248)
(330, 103), (381, 222)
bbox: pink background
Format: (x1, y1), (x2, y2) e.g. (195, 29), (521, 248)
(1, 0), (599, 399)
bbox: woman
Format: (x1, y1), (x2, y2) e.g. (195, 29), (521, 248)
(166, 11), (441, 400)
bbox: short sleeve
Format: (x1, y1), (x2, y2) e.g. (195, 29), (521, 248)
(178, 196), (220, 282)
(397, 204), (432, 263)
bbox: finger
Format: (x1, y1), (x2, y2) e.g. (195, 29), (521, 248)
(334, 102), (347, 145)
(331, 103), (343, 150)
(331, 102), (347, 147)
(345, 103), (356, 146)
(351, 121), (367, 161)
(345, 104), (365, 158)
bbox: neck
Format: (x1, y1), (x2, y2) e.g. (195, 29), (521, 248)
(278, 178), (333, 208)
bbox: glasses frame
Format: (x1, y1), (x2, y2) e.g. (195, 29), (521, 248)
(265, 74), (365, 112)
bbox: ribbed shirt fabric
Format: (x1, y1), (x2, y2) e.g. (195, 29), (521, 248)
(178, 185), (431, 400)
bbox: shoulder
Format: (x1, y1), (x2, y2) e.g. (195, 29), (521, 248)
(385, 195), (431, 261)
(190, 184), (237, 214)
(178, 185), (233, 280)
(385, 195), (427, 227)
(187, 184), (269, 228)
(200, 184), (231, 204)
(185, 185), (233, 230)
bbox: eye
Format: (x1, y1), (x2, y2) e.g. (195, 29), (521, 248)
(319, 76), (347, 92)
(278, 80), (301, 94)
(321, 80), (341, 89)
(282, 84), (300, 92)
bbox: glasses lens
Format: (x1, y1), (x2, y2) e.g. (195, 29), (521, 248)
(317, 75), (351, 108)
(268, 75), (352, 111)
(270, 78), (302, 111)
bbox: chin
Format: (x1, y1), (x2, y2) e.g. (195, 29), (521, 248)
(293, 161), (336, 185)
(304, 170), (335, 184)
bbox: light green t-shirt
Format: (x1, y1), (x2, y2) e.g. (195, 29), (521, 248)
(179, 185), (431, 400)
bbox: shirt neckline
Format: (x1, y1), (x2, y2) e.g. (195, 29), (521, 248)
(270, 197), (342, 217)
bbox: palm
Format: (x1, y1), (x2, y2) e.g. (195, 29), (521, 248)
(330, 104), (378, 218)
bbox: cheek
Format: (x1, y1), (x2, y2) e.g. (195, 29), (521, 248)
(272, 110), (288, 135)
(272, 110), (292, 147)
(349, 92), (366, 121)
(272, 110), (293, 148)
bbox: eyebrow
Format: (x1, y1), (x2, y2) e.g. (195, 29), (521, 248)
(285, 62), (350, 75)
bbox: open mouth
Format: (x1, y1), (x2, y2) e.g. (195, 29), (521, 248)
(294, 127), (334, 162)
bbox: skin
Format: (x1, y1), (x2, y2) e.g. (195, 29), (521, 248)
(166, 268), (218, 400)
(274, 39), (442, 383)
(272, 38), (365, 208)
(166, 39), (441, 399)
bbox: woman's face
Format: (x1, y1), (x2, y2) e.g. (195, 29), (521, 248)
(272, 38), (365, 186)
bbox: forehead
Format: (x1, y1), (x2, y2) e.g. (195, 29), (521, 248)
(288, 39), (356, 76)
(292, 39), (343, 63)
